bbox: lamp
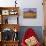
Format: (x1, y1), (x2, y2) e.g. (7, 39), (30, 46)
(15, 0), (17, 7)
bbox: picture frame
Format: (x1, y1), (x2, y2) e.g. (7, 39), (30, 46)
(9, 10), (18, 15)
(23, 8), (37, 18)
(2, 10), (9, 15)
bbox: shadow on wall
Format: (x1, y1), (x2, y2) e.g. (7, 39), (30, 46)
(18, 26), (44, 44)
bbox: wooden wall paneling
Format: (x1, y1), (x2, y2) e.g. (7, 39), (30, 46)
(43, 0), (46, 45)
(43, 0), (46, 26)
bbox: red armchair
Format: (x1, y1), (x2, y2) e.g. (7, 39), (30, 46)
(21, 28), (41, 46)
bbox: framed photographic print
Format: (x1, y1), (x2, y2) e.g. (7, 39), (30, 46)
(23, 8), (37, 18)
(2, 10), (9, 15)
(9, 10), (18, 15)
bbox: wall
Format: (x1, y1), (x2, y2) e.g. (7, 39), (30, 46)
(0, 0), (44, 26)
(0, 0), (15, 7)
(18, 0), (44, 26)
